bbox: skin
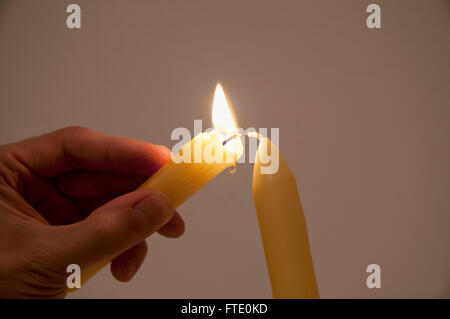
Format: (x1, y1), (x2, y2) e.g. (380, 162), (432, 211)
(0, 126), (185, 298)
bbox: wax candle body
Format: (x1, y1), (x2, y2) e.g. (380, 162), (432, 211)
(138, 131), (241, 207)
(76, 131), (243, 288)
(252, 138), (319, 299)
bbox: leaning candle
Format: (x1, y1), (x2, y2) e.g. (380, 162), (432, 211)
(252, 137), (319, 298)
(75, 84), (243, 288)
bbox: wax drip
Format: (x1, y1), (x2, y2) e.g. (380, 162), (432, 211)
(228, 163), (237, 174)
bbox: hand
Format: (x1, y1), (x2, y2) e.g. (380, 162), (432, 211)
(0, 126), (184, 298)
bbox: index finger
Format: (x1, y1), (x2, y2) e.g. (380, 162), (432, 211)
(9, 126), (172, 178)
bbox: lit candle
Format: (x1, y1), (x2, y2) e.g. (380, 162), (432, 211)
(252, 137), (319, 298)
(137, 84), (243, 207)
(76, 84), (243, 287)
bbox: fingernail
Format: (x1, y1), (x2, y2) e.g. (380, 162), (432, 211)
(133, 192), (174, 233)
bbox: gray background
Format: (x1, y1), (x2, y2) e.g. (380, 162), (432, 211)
(0, 0), (449, 298)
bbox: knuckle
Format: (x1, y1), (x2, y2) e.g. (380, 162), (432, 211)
(60, 125), (90, 136)
(94, 208), (143, 246)
(94, 215), (119, 246)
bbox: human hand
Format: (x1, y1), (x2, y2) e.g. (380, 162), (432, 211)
(0, 127), (184, 298)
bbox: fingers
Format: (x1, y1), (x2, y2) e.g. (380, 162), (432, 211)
(7, 172), (86, 225)
(54, 171), (148, 198)
(9, 126), (172, 178)
(49, 190), (174, 269)
(158, 211), (185, 238)
(110, 212), (185, 283)
(75, 193), (118, 216)
(76, 194), (185, 237)
(34, 183), (84, 225)
(110, 241), (148, 282)
(77, 195), (185, 237)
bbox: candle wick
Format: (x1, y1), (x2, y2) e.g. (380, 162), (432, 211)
(223, 132), (264, 145)
(222, 134), (239, 145)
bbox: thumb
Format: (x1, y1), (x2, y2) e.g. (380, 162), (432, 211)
(56, 189), (174, 268)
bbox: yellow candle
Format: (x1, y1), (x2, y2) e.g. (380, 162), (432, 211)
(252, 137), (319, 298)
(74, 84), (243, 288)
(137, 130), (242, 207)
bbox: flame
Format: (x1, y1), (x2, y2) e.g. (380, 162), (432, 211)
(212, 83), (242, 155)
(212, 83), (238, 135)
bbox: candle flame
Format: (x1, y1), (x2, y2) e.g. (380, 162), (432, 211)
(212, 83), (238, 135)
(212, 83), (242, 156)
